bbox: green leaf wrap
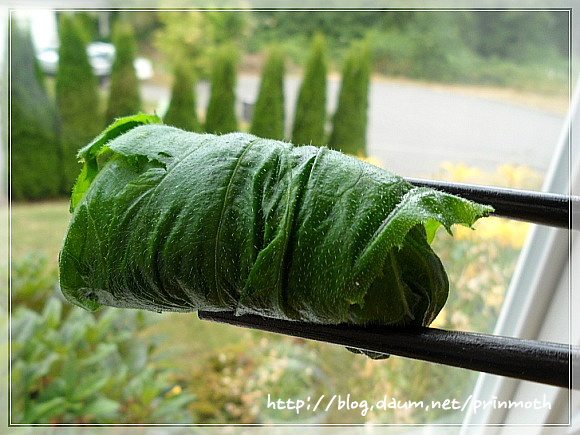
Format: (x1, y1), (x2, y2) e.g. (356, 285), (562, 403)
(59, 115), (493, 327)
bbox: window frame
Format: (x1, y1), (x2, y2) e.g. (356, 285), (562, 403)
(460, 77), (579, 430)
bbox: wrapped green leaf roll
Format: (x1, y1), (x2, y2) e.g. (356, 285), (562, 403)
(59, 114), (493, 329)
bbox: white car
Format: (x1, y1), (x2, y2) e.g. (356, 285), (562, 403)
(36, 41), (153, 80)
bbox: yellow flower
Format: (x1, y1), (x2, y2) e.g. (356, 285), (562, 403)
(453, 218), (530, 249)
(440, 162), (484, 183)
(165, 385), (182, 398)
(434, 162), (539, 249)
(495, 164), (542, 189)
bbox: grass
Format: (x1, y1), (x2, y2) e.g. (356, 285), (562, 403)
(10, 200), (71, 263)
(151, 312), (254, 366)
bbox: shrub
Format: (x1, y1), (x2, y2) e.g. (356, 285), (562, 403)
(328, 39), (371, 156)
(292, 33), (327, 146)
(204, 44), (238, 134)
(250, 46), (285, 140)
(10, 20), (61, 200)
(10, 253), (58, 313)
(11, 298), (196, 424)
(189, 338), (328, 424)
(163, 63), (201, 132)
(105, 20), (141, 123)
(56, 13), (102, 195)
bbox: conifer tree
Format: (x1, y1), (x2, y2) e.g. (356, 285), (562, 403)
(11, 20), (61, 200)
(106, 21), (141, 123)
(56, 13), (102, 194)
(163, 64), (201, 132)
(292, 33), (327, 146)
(328, 39), (371, 156)
(205, 44), (238, 134)
(250, 46), (285, 140)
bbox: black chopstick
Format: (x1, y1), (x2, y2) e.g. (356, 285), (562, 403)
(198, 310), (579, 389)
(198, 179), (579, 388)
(405, 177), (577, 229)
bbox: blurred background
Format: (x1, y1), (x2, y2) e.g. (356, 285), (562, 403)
(4, 3), (576, 430)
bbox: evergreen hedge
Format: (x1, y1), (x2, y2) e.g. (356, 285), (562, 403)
(328, 39), (371, 156)
(106, 21), (141, 123)
(11, 21), (61, 200)
(164, 64), (201, 132)
(250, 46), (285, 141)
(292, 34), (327, 147)
(205, 45), (238, 134)
(56, 14), (103, 194)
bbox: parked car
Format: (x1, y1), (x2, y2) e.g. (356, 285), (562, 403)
(36, 41), (153, 80)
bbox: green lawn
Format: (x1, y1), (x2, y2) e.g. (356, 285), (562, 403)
(10, 200), (71, 262)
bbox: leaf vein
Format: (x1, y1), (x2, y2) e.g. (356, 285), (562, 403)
(214, 139), (259, 305)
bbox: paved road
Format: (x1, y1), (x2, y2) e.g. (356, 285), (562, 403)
(144, 75), (565, 178)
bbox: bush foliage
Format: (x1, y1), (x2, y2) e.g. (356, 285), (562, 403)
(328, 39), (371, 156)
(55, 14), (103, 195)
(10, 21), (61, 201)
(105, 21), (141, 123)
(11, 300), (196, 424)
(164, 63), (201, 132)
(250, 46), (285, 141)
(292, 33), (327, 147)
(154, 11), (248, 79)
(204, 44), (238, 134)
(10, 255), (196, 424)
